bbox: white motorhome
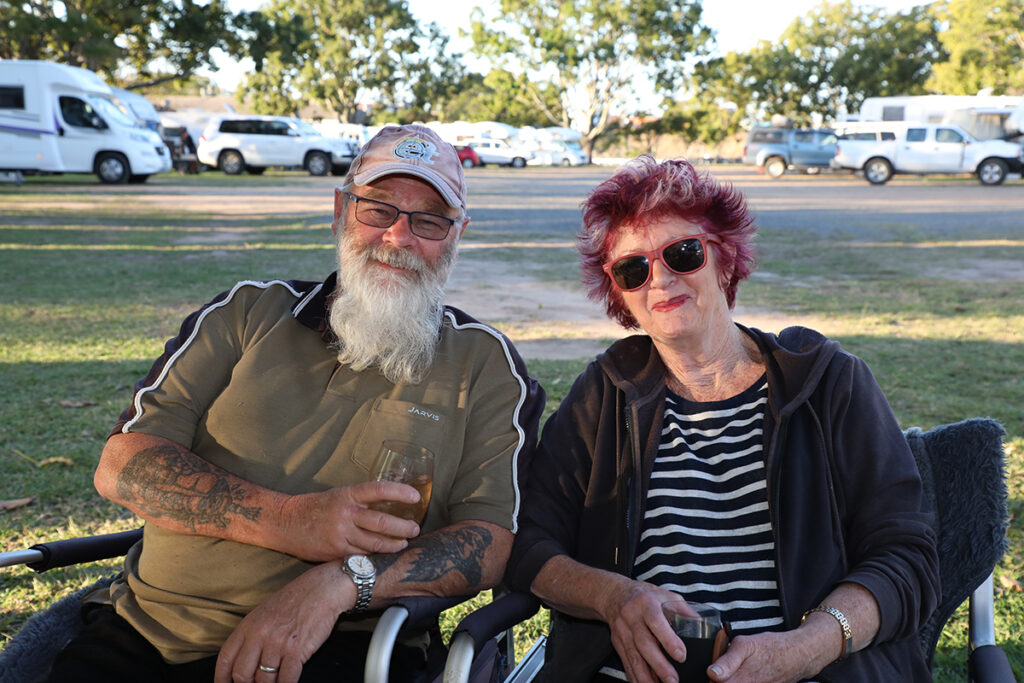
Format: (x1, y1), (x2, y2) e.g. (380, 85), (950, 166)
(0, 60), (172, 183)
(857, 94), (1024, 141)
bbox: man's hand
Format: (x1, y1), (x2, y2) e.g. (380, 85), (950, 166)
(601, 580), (689, 683)
(276, 481), (423, 561)
(214, 561), (354, 683)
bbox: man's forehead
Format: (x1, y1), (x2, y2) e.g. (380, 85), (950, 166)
(356, 177), (452, 213)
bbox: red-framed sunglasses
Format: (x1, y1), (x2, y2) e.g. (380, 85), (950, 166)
(603, 234), (717, 291)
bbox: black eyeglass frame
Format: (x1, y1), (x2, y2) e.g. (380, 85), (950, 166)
(603, 233), (718, 292)
(345, 192), (455, 241)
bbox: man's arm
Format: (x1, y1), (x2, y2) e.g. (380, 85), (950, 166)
(214, 520), (512, 683)
(95, 431), (422, 560)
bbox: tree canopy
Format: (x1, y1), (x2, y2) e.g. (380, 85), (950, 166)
(468, 0), (712, 152)
(691, 0), (945, 126)
(0, 0), (238, 88)
(928, 0), (1024, 95)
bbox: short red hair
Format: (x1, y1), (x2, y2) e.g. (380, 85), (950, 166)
(579, 155), (758, 329)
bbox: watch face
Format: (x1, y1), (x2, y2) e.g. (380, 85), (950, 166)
(347, 555), (374, 577)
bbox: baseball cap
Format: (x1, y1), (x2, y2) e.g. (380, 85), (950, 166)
(347, 124), (467, 209)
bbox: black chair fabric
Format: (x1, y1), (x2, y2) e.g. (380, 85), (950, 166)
(905, 418), (1009, 667)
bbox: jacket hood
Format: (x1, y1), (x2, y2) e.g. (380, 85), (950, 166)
(597, 325), (841, 417)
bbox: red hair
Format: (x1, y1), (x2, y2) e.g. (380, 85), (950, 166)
(579, 155), (758, 329)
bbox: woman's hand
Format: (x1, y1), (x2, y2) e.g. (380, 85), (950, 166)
(214, 561), (354, 683)
(707, 627), (832, 683)
(601, 580), (691, 683)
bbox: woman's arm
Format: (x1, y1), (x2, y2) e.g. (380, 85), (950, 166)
(532, 555), (690, 683)
(708, 582), (879, 683)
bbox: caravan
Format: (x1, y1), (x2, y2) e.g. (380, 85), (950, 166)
(0, 60), (171, 183)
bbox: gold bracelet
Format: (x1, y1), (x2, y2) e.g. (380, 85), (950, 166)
(801, 605), (853, 661)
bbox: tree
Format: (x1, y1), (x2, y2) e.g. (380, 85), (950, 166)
(237, 0), (461, 122)
(693, 1), (944, 125)
(468, 0), (712, 155)
(929, 0), (1024, 95)
(0, 0), (238, 88)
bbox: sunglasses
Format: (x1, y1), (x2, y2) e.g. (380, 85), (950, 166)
(603, 234), (716, 291)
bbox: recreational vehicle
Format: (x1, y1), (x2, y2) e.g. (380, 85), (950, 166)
(0, 60), (171, 183)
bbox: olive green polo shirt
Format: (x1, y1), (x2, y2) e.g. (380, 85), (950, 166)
(92, 275), (543, 663)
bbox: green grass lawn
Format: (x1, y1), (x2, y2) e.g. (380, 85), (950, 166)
(1, 172), (1021, 678)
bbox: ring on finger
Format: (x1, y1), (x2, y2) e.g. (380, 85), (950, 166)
(258, 664), (279, 674)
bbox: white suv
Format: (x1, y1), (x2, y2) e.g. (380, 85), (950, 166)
(466, 138), (533, 168)
(197, 115), (358, 176)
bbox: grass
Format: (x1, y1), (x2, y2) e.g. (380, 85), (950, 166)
(1, 171), (1021, 678)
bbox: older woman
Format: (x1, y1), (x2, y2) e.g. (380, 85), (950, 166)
(505, 156), (939, 683)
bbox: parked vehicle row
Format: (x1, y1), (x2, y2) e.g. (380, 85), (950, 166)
(831, 122), (1023, 185)
(196, 115), (358, 176)
(0, 60), (172, 184)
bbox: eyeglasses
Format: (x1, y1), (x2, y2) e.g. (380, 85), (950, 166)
(346, 193), (455, 241)
(603, 234), (716, 291)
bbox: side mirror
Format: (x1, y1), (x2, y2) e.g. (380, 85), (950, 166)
(91, 116), (108, 130)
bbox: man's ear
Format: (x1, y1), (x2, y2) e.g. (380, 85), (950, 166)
(457, 216), (470, 240)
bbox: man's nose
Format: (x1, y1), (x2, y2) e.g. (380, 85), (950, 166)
(381, 212), (416, 248)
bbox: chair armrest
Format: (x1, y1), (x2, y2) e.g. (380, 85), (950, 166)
(443, 591), (541, 683)
(969, 645), (1017, 683)
(970, 574), (997, 648)
(363, 594), (476, 683)
(0, 529), (143, 572)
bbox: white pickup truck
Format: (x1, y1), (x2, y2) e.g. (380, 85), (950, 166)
(832, 122), (1023, 185)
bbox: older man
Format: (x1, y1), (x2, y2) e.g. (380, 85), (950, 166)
(46, 125), (544, 683)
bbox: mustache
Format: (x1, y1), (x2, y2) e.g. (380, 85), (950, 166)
(362, 242), (429, 275)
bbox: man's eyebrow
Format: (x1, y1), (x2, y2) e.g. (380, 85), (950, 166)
(359, 189), (451, 216)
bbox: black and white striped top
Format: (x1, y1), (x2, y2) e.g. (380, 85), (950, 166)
(633, 376), (784, 635)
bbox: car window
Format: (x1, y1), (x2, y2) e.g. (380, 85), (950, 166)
(59, 96), (99, 128)
(816, 132), (837, 145)
(750, 130), (785, 143)
(881, 132), (896, 141)
(935, 128), (964, 144)
(793, 131), (814, 143)
(906, 128), (927, 142)
(261, 120), (291, 136)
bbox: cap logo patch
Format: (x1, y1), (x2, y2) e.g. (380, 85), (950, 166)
(393, 136), (438, 165)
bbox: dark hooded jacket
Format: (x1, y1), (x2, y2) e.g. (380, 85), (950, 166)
(506, 325), (939, 682)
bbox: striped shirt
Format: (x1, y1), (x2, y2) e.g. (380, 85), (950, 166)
(634, 376), (784, 635)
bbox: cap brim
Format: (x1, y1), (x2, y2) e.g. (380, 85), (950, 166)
(352, 164), (463, 208)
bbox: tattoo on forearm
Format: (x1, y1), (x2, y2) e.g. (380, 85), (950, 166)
(397, 525), (493, 588)
(116, 445), (261, 531)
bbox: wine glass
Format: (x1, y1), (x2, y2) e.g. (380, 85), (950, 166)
(368, 440), (434, 524)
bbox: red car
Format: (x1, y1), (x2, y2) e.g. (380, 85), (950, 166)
(455, 144), (481, 168)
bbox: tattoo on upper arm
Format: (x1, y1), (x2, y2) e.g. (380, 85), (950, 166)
(398, 525), (493, 588)
(115, 444), (261, 531)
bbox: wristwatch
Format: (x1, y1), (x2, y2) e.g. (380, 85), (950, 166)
(341, 555), (376, 613)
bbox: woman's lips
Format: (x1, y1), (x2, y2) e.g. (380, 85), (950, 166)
(651, 294), (690, 312)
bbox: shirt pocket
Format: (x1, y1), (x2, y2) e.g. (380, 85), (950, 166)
(350, 397), (448, 473)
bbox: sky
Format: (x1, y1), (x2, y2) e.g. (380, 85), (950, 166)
(206, 0), (933, 95)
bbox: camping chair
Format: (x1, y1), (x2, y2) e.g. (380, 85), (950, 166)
(441, 417), (1017, 683)
(0, 532), (525, 683)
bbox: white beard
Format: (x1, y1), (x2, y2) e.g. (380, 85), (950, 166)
(329, 232), (456, 385)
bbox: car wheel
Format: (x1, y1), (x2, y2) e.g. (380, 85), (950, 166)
(219, 150), (245, 175)
(462, 158), (474, 169)
(864, 157), (893, 185)
(306, 151), (330, 176)
(977, 158), (1008, 186)
(246, 167), (266, 176)
(511, 157), (526, 168)
(95, 152), (130, 184)
(764, 157), (786, 178)
(560, 158), (571, 167)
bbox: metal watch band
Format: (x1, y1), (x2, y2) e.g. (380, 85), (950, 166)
(801, 605), (853, 660)
(342, 556), (376, 613)
(352, 576), (373, 613)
